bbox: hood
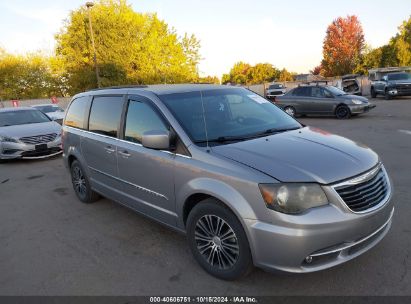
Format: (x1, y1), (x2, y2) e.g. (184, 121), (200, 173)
(0, 121), (61, 139)
(212, 127), (378, 184)
(340, 94), (369, 102)
(388, 80), (411, 85)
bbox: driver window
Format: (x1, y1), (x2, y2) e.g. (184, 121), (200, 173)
(124, 99), (168, 144)
(311, 87), (324, 98)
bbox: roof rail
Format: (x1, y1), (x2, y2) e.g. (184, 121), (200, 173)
(88, 85), (148, 91)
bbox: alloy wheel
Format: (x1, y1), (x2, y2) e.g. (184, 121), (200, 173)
(72, 166), (87, 199)
(194, 215), (239, 270)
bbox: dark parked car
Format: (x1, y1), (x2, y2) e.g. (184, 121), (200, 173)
(275, 85), (375, 118)
(370, 72), (411, 99)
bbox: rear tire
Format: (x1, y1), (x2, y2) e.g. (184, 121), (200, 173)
(284, 106), (296, 117)
(370, 87), (377, 98)
(186, 199), (253, 280)
(335, 105), (351, 119)
(70, 160), (100, 203)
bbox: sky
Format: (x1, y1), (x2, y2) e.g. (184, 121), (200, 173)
(0, 0), (410, 77)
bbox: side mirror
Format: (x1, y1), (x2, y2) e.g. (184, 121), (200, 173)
(142, 130), (170, 150)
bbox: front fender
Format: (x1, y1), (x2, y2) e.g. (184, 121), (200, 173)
(176, 177), (258, 230)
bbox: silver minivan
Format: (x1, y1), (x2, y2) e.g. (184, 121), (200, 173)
(62, 84), (393, 280)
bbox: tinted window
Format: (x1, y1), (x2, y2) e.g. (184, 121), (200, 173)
(311, 87), (325, 98)
(0, 110), (50, 127)
(88, 96), (124, 137)
(124, 99), (168, 144)
(65, 97), (89, 129)
(34, 105), (64, 113)
(292, 87), (311, 96)
(160, 88), (301, 145)
(387, 73), (411, 81)
(269, 84), (283, 89)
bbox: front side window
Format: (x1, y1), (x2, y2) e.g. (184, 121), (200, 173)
(311, 87), (325, 98)
(160, 88), (301, 145)
(0, 110), (50, 127)
(65, 96), (89, 129)
(88, 96), (124, 137)
(124, 99), (168, 144)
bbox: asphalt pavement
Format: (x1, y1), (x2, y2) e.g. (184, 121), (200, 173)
(0, 97), (410, 296)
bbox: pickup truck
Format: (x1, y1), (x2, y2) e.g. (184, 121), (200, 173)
(370, 72), (411, 99)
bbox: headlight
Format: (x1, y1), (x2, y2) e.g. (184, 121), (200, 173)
(0, 136), (19, 143)
(351, 99), (363, 105)
(259, 183), (328, 214)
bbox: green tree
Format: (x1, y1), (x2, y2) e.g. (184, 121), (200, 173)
(0, 50), (57, 100)
(278, 68), (295, 81)
(394, 16), (411, 66)
(55, 0), (201, 94)
(246, 63), (279, 85)
(197, 75), (220, 84)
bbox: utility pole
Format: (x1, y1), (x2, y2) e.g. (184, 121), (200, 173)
(86, 2), (101, 88)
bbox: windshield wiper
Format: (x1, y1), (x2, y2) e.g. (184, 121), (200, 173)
(194, 127), (301, 145)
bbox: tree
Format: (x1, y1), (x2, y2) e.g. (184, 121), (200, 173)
(321, 15), (365, 76)
(394, 16), (411, 66)
(0, 50), (58, 100)
(310, 65), (322, 75)
(278, 68), (295, 81)
(246, 63), (279, 85)
(197, 75), (220, 84)
(55, 0), (201, 94)
(222, 62), (287, 85)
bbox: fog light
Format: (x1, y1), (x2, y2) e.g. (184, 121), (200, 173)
(305, 256), (313, 264)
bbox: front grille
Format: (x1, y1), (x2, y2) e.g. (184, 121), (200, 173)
(396, 84), (411, 94)
(267, 91), (283, 96)
(334, 165), (390, 212)
(19, 133), (57, 145)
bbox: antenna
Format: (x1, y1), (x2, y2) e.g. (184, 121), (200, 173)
(199, 90), (210, 152)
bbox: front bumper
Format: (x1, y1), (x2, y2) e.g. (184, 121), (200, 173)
(349, 104), (376, 114)
(0, 138), (62, 160)
(246, 168), (393, 273)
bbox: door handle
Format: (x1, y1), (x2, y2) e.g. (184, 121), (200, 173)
(118, 150), (131, 158)
(104, 146), (116, 154)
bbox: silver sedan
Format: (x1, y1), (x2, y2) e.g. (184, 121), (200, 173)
(0, 107), (62, 160)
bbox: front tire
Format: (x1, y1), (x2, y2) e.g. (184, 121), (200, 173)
(384, 89), (392, 100)
(186, 199), (253, 280)
(284, 106), (296, 117)
(370, 87), (377, 98)
(70, 160), (100, 203)
(335, 105), (351, 119)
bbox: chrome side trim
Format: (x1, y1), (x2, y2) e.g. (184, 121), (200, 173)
(89, 166), (169, 201)
(331, 164), (392, 214)
(64, 125), (192, 159)
(310, 207), (394, 257)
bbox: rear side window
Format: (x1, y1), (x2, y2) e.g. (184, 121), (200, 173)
(88, 96), (124, 138)
(124, 99), (168, 144)
(293, 87), (311, 96)
(65, 96), (89, 129)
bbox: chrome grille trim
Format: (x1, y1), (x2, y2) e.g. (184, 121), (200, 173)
(332, 163), (391, 213)
(19, 133), (57, 145)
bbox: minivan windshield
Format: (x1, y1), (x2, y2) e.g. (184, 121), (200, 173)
(387, 73), (411, 81)
(0, 110), (51, 127)
(160, 88), (301, 145)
